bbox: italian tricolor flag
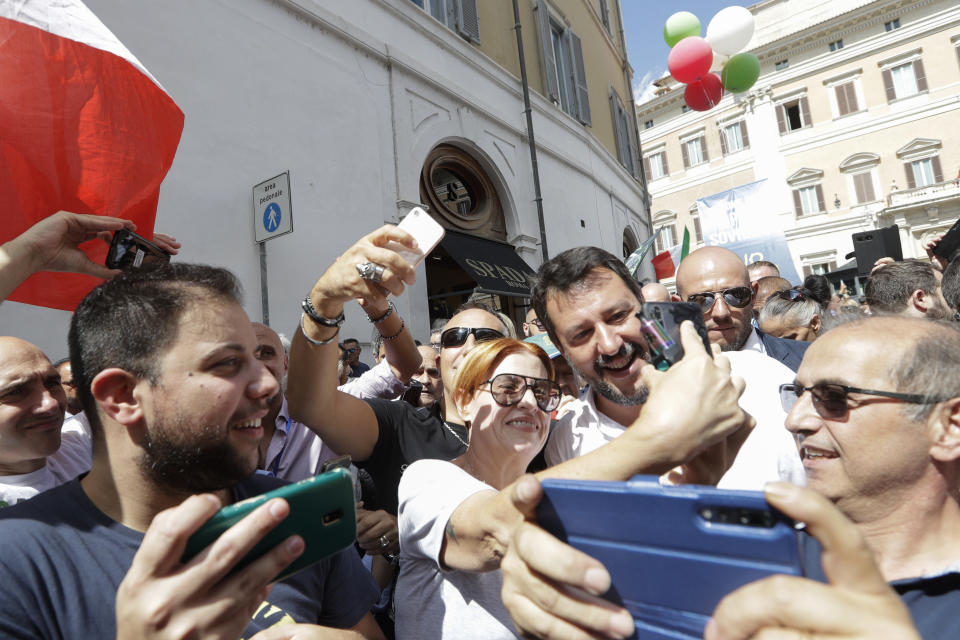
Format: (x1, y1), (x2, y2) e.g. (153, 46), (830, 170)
(652, 226), (691, 280)
(0, 0), (183, 310)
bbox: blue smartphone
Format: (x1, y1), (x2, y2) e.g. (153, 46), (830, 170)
(537, 476), (810, 640)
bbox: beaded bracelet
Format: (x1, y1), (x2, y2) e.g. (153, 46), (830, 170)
(380, 319), (405, 342)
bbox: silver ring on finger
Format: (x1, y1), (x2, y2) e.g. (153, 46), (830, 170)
(371, 263), (386, 283)
(379, 535), (389, 548)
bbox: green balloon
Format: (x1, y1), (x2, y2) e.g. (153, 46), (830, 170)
(664, 12), (701, 48)
(721, 53), (760, 93)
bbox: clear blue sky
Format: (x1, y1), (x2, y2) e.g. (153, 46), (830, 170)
(621, 2), (743, 103)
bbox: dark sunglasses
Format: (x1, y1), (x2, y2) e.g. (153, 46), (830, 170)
(775, 288), (808, 302)
(687, 286), (753, 311)
(779, 382), (949, 419)
(439, 327), (505, 349)
(483, 373), (561, 413)
(527, 317), (545, 331)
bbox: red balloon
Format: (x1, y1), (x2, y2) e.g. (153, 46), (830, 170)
(668, 36), (713, 84)
(684, 73), (724, 111)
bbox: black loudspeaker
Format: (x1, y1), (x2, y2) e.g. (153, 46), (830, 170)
(852, 225), (902, 277)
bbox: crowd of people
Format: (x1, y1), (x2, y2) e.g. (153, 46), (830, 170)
(0, 210), (957, 639)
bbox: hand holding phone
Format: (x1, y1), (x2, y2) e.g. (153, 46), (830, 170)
(383, 207), (445, 267)
(637, 301), (713, 370)
(638, 321), (753, 470)
(182, 469), (357, 583)
(117, 493), (304, 640)
(106, 229), (171, 270)
(536, 477), (809, 639)
(707, 483), (915, 640)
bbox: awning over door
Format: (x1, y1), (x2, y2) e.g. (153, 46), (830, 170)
(439, 230), (535, 298)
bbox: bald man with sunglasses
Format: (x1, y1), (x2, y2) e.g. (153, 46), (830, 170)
(674, 247), (809, 373)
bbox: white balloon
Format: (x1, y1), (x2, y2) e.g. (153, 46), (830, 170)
(710, 51), (729, 74)
(706, 6), (755, 56)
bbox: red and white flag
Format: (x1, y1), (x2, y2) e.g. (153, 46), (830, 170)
(0, 0), (183, 310)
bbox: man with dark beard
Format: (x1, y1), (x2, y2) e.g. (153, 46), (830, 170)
(0, 264), (383, 640)
(532, 247), (804, 488)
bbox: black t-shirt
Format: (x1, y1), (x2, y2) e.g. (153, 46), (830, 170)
(803, 534), (960, 640)
(0, 475), (379, 640)
(361, 399), (468, 514)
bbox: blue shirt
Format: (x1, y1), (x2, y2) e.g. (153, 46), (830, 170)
(0, 475), (378, 639)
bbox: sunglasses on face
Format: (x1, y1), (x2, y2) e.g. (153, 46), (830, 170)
(686, 286), (753, 312)
(483, 373), (562, 413)
(439, 327), (505, 349)
(527, 318), (545, 331)
(779, 382), (948, 419)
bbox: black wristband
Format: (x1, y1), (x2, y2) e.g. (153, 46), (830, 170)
(301, 295), (344, 327)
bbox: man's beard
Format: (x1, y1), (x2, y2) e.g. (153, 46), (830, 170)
(567, 341), (649, 407)
(720, 319), (754, 352)
(138, 413), (256, 494)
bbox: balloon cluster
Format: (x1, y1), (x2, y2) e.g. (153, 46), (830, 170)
(664, 7), (760, 112)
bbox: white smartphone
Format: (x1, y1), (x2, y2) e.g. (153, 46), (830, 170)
(385, 207), (445, 267)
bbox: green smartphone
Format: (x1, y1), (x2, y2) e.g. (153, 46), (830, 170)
(181, 468), (357, 582)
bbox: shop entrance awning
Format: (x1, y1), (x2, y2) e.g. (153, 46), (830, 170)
(439, 230), (535, 298)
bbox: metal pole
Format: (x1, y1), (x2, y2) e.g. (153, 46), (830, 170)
(258, 241), (269, 325)
(512, 0), (549, 262)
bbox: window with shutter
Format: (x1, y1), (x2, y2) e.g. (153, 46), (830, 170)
(646, 153), (665, 180)
(683, 137), (705, 167)
(536, 3), (590, 125)
(693, 216), (703, 243)
(535, 1), (560, 104)
(835, 82), (859, 116)
(455, 0), (480, 43)
(852, 173), (876, 203)
(795, 186), (821, 215)
(598, 0), (611, 34)
(911, 158), (936, 187)
(884, 60), (924, 101)
(420, 0), (480, 43)
(779, 98), (809, 132)
(739, 121), (750, 149)
(722, 122), (744, 154)
(609, 89), (635, 173)
(569, 32), (591, 125)
(799, 97), (812, 128)
(654, 224), (677, 253)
